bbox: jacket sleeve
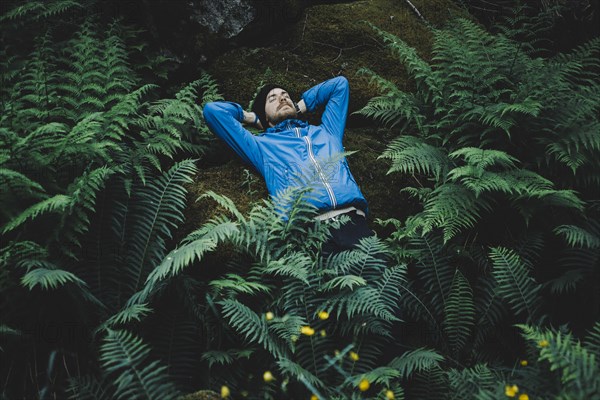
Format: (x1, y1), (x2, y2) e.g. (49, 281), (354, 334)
(301, 76), (349, 139)
(202, 101), (264, 171)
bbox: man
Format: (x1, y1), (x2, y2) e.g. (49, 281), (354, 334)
(203, 76), (372, 253)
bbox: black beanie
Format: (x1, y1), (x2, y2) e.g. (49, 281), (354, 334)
(251, 83), (285, 129)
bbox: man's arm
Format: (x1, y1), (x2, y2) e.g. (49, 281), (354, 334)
(300, 76), (349, 138)
(203, 101), (264, 169)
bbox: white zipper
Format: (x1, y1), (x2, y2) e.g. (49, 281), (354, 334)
(295, 127), (337, 208)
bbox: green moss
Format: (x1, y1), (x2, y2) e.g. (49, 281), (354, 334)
(178, 390), (220, 400)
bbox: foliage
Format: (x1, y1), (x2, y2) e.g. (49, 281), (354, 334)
(144, 189), (406, 398)
(1, 0), (599, 399)
(356, 10), (599, 400)
(0, 1), (220, 397)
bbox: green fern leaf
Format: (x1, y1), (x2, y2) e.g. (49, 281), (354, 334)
(68, 375), (111, 400)
(210, 273), (271, 296)
(585, 322), (600, 357)
(144, 218), (237, 289)
(219, 299), (287, 358)
(21, 267), (86, 290)
(490, 247), (541, 322)
(2, 194), (70, 234)
(100, 329), (180, 400)
(388, 347), (444, 380)
(443, 270), (475, 355)
(554, 225), (600, 249)
(380, 136), (450, 182)
(447, 364), (498, 399)
(519, 324), (600, 397)
(99, 303), (153, 331)
(323, 275), (367, 291)
(201, 349), (253, 368)
(125, 159), (197, 294)
(421, 184), (492, 242)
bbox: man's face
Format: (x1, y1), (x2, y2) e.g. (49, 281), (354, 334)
(264, 88), (297, 127)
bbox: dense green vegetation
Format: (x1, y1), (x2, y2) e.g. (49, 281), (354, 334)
(1, 1), (599, 399)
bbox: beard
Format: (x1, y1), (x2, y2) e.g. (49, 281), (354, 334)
(269, 105), (297, 125)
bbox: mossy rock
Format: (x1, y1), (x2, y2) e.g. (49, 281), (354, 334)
(179, 390), (220, 400)
(206, 0), (466, 121)
(182, 0), (465, 239)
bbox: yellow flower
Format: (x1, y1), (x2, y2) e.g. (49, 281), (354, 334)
(539, 339), (549, 348)
(310, 395), (319, 400)
(385, 389), (395, 399)
(265, 311), (274, 321)
(520, 359), (528, 366)
(320, 329), (326, 337)
(505, 384), (519, 397)
(358, 378), (370, 392)
(518, 394), (529, 400)
(318, 310), (329, 320)
(301, 326), (315, 336)
(334, 349), (340, 356)
(221, 385), (230, 398)
(263, 370), (274, 382)
(349, 351), (360, 361)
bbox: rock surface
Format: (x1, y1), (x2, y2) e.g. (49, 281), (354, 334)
(190, 0), (256, 38)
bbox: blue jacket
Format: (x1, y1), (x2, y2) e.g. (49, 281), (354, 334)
(203, 76), (368, 215)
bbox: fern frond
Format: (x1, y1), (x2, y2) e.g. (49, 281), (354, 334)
(21, 266), (86, 290)
(388, 347), (444, 380)
(447, 364), (498, 400)
(0, 168), (45, 194)
(380, 136), (450, 182)
(490, 247), (541, 322)
(219, 299), (288, 358)
(0, 1), (45, 22)
(323, 275), (367, 291)
(201, 349), (253, 368)
(554, 224), (600, 249)
(58, 166), (116, 250)
(2, 194), (70, 234)
(99, 303), (153, 331)
(449, 147), (518, 170)
(100, 329), (180, 400)
(406, 363), (448, 399)
(68, 375), (111, 400)
(443, 270), (475, 355)
(124, 160), (197, 295)
(40, 0), (82, 19)
(356, 68), (423, 131)
(349, 366), (401, 388)
(421, 184), (492, 242)
(262, 253), (311, 284)
(144, 219), (237, 289)
(584, 322), (600, 357)
(198, 191), (246, 222)
(519, 324), (600, 397)
(410, 233), (455, 316)
(210, 274), (271, 296)
(368, 22), (440, 103)
(277, 357), (326, 391)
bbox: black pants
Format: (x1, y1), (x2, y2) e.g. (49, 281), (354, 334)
(321, 211), (374, 257)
